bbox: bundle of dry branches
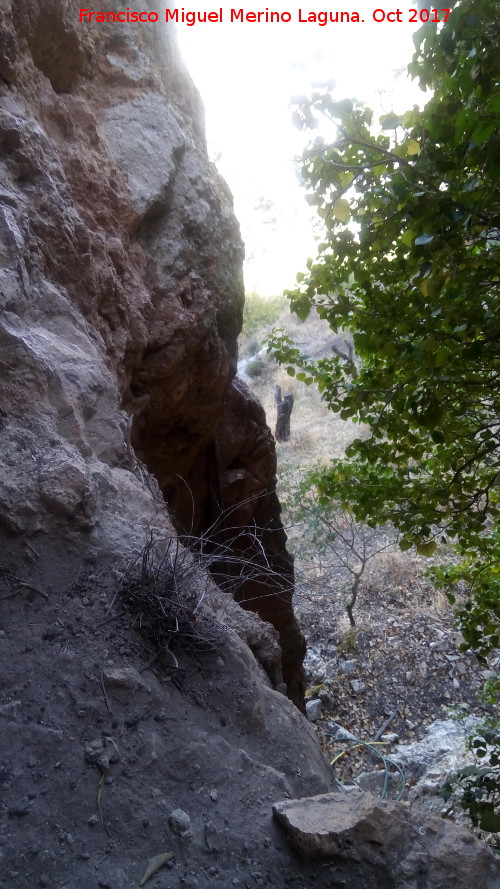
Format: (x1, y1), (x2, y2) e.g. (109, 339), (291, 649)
(119, 534), (225, 661)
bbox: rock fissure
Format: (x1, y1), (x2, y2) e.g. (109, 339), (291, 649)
(0, 0), (305, 703)
(1, 4), (499, 888)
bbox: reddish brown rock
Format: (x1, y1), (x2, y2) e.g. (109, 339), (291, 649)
(0, 0), (304, 704)
(216, 378), (305, 707)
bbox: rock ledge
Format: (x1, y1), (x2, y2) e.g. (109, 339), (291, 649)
(273, 790), (500, 889)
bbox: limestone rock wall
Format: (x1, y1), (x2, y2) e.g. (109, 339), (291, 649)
(0, 0), (304, 701)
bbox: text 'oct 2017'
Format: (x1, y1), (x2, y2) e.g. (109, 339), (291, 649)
(78, 8), (452, 26)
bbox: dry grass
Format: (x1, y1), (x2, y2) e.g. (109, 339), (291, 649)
(365, 550), (451, 615)
(239, 301), (494, 769)
(240, 301), (449, 626)
(242, 305), (366, 498)
(250, 361), (362, 498)
(119, 535), (225, 660)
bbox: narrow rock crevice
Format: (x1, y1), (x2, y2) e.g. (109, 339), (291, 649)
(0, 0), (305, 706)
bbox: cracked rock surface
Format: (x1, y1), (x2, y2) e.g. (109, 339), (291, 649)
(273, 791), (500, 889)
(0, 0), (304, 700)
(1, 3), (498, 888)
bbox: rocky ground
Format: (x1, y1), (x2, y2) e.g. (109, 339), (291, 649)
(2, 550), (499, 889)
(243, 322), (499, 839)
(1, 3), (498, 884)
(0, 555), (346, 889)
(294, 550), (497, 791)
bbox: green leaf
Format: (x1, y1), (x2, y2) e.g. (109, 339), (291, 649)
(406, 139), (420, 156)
(380, 112), (402, 130)
(417, 541), (437, 557)
(399, 539), (413, 552)
(333, 199), (351, 223)
(434, 347), (449, 368)
(431, 430), (446, 444)
(478, 809), (500, 833)
(471, 120), (497, 147)
(329, 98), (354, 120)
(486, 95), (500, 114)
(459, 765), (490, 778)
(402, 108), (420, 128)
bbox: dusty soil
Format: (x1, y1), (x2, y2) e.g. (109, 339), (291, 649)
(244, 346), (498, 791)
(0, 554), (384, 889)
(294, 551), (495, 786)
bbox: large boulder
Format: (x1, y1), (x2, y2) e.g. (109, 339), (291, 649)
(0, 0), (304, 702)
(273, 790), (500, 889)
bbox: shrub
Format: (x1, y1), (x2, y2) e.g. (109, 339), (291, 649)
(246, 357), (266, 378)
(242, 292), (287, 339)
(288, 484), (399, 626)
(245, 336), (261, 357)
(440, 722), (500, 845)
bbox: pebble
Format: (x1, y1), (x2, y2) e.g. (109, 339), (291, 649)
(169, 808), (192, 836)
(0, 701), (21, 718)
(305, 699), (322, 722)
(8, 803), (31, 817)
(325, 722), (358, 742)
(339, 660), (357, 676)
(204, 820), (220, 853)
(430, 640), (450, 652)
(318, 689), (334, 708)
(481, 669), (497, 680)
(303, 648), (327, 683)
(350, 680), (365, 694)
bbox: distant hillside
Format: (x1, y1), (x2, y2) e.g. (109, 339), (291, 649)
(239, 294), (360, 493)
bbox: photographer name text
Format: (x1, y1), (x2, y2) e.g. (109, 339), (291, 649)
(79, 7), (451, 25)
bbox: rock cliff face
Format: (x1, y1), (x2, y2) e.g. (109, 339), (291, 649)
(2, 6), (499, 889)
(0, 0), (304, 702)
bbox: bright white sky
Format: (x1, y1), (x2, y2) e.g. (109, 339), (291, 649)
(176, 6), (423, 294)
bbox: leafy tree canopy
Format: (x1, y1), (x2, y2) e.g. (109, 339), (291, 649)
(268, 0), (500, 656)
